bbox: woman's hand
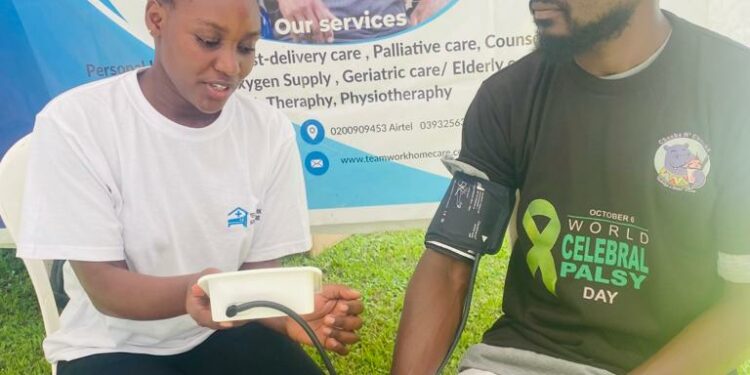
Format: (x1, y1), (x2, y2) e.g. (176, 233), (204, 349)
(285, 284), (364, 355)
(185, 268), (247, 330)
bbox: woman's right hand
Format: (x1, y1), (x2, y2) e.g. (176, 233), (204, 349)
(185, 268), (244, 330)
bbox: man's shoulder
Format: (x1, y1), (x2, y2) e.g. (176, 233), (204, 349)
(670, 12), (750, 75)
(671, 11), (749, 53)
(479, 50), (552, 98)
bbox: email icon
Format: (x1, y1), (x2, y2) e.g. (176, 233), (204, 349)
(310, 159), (324, 168)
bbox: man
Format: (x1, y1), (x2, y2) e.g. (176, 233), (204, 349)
(392, 1), (750, 374)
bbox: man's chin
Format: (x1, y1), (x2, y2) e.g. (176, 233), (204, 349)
(536, 34), (578, 63)
(534, 17), (570, 37)
(536, 3), (638, 63)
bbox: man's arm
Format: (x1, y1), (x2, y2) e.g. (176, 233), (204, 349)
(631, 281), (750, 375)
(391, 250), (472, 374)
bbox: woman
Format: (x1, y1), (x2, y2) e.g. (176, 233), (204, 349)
(17, 0), (363, 373)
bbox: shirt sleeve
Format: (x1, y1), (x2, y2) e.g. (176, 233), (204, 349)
(456, 81), (518, 188)
(428, 81), (517, 262)
(711, 55), (750, 283)
(715, 137), (750, 283)
(244, 113), (312, 262)
(16, 109), (124, 261)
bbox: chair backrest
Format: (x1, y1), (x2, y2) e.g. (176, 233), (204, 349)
(0, 135), (61, 337)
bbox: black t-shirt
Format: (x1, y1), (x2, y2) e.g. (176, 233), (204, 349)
(448, 12), (750, 374)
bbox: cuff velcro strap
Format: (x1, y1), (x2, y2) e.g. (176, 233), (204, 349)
(425, 164), (514, 258)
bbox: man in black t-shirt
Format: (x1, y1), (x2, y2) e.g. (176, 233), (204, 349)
(392, 1), (750, 374)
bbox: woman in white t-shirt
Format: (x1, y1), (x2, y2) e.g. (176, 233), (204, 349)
(17, 0), (363, 373)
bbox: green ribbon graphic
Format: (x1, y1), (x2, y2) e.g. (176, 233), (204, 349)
(523, 199), (561, 296)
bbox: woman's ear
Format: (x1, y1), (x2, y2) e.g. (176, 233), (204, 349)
(145, 0), (167, 38)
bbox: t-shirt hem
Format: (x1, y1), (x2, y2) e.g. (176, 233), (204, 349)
(245, 239), (312, 262)
(16, 244), (124, 261)
(47, 329), (214, 364)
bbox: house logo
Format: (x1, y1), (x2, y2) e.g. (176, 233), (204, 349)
(228, 207), (262, 228)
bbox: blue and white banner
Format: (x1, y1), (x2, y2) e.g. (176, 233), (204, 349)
(251, 1), (537, 228)
(1, 0), (746, 230)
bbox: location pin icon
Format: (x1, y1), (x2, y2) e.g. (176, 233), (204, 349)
(306, 124), (318, 140)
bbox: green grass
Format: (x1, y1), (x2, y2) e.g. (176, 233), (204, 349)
(0, 249), (48, 375)
(1, 231), (748, 375)
(283, 230), (508, 374)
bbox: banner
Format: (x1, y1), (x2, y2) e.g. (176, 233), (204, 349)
(1, 1), (745, 230)
(251, 1), (538, 228)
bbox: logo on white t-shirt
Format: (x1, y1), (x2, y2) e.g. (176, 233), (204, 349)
(228, 207), (262, 228)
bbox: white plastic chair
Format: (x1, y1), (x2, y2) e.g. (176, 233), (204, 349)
(0, 135), (59, 374)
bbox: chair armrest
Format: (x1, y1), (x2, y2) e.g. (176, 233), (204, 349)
(0, 228), (15, 249)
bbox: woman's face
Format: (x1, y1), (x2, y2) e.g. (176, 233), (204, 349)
(147, 0), (260, 116)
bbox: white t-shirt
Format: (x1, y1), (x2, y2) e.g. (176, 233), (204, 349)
(16, 69), (312, 362)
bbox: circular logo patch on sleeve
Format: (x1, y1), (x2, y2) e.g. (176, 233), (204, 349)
(654, 133), (711, 192)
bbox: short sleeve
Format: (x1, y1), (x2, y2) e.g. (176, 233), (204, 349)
(712, 52), (750, 283)
(456, 82), (517, 188)
(16, 111), (124, 261)
(428, 82), (518, 262)
(715, 136), (750, 283)
(244, 115), (312, 262)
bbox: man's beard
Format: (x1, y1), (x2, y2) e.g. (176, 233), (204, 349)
(534, 2), (638, 62)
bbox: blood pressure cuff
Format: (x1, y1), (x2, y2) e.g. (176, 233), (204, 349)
(425, 159), (515, 262)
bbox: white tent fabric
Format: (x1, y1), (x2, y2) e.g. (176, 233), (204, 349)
(663, 0), (750, 46)
(708, 0), (750, 46)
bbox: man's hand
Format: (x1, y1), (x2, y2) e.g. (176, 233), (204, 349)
(185, 268), (246, 330)
(277, 0), (336, 43)
(409, 0), (450, 25)
(286, 284), (364, 355)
